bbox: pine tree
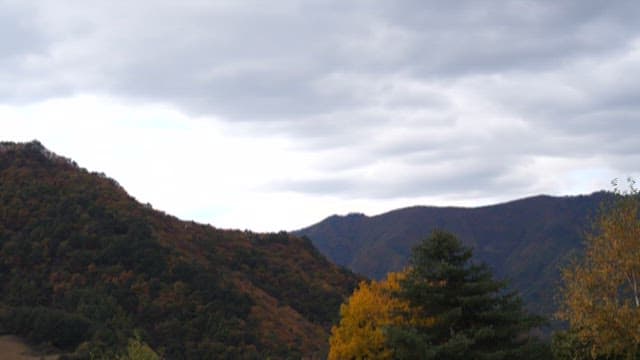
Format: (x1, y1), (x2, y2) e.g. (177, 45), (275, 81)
(386, 231), (547, 359)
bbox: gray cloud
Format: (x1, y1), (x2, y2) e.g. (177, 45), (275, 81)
(269, 155), (519, 200)
(0, 4), (44, 58)
(3, 0), (640, 201)
(7, 1), (639, 115)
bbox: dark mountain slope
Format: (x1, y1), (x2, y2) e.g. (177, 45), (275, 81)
(295, 192), (612, 316)
(0, 141), (360, 359)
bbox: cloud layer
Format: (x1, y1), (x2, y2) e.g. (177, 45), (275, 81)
(2, 0), (640, 229)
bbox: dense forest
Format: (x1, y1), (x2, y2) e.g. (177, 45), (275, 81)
(324, 183), (640, 358)
(1, 141), (639, 359)
(0, 141), (360, 359)
(296, 192), (612, 317)
(329, 231), (550, 359)
(326, 189), (640, 359)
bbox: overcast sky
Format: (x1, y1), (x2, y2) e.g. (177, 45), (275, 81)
(2, 0), (640, 231)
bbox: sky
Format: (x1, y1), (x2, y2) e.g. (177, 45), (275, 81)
(2, 0), (640, 232)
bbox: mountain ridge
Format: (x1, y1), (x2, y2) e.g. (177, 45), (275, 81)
(0, 140), (360, 358)
(295, 191), (613, 317)
(314, 192), (605, 221)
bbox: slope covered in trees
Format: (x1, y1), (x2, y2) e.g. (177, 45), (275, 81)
(295, 192), (613, 316)
(330, 232), (548, 359)
(0, 141), (360, 359)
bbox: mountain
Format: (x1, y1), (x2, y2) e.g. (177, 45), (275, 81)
(295, 192), (614, 317)
(0, 141), (360, 359)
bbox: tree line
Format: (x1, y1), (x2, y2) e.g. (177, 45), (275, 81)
(0, 142), (361, 359)
(329, 182), (640, 359)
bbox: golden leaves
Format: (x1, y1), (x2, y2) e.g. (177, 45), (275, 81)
(558, 184), (640, 358)
(328, 271), (412, 360)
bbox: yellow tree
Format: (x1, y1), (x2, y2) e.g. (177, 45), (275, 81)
(328, 271), (417, 360)
(116, 337), (160, 360)
(558, 181), (640, 359)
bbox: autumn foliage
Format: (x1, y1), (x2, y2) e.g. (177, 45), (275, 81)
(557, 181), (640, 358)
(0, 141), (360, 358)
(328, 271), (420, 359)
(330, 231), (546, 359)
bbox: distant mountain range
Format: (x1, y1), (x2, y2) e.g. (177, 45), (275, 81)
(0, 141), (360, 358)
(295, 191), (614, 317)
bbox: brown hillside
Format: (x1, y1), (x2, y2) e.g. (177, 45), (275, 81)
(0, 140), (360, 359)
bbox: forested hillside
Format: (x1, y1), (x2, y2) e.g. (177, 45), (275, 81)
(0, 141), (360, 359)
(296, 192), (613, 316)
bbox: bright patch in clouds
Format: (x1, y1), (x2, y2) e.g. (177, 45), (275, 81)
(2, 1), (640, 231)
(2, 96), (321, 230)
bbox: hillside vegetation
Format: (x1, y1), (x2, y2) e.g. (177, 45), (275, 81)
(0, 141), (360, 359)
(296, 192), (613, 316)
(322, 188), (640, 358)
(329, 232), (550, 359)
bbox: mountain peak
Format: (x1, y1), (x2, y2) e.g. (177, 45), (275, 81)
(1, 139), (46, 153)
(0, 140), (77, 168)
(0, 143), (360, 357)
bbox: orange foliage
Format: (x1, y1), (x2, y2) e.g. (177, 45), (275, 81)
(558, 183), (640, 358)
(328, 270), (427, 360)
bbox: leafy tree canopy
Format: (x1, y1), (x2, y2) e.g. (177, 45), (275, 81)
(557, 179), (640, 359)
(328, 271), (425, 360)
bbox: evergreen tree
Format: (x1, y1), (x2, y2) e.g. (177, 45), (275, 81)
(387, 231), (547, 359)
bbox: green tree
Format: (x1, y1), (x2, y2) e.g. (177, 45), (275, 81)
(387, 231), (546, 359)
(557, 181), (640, 359)
(551, 329), (598, 360)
